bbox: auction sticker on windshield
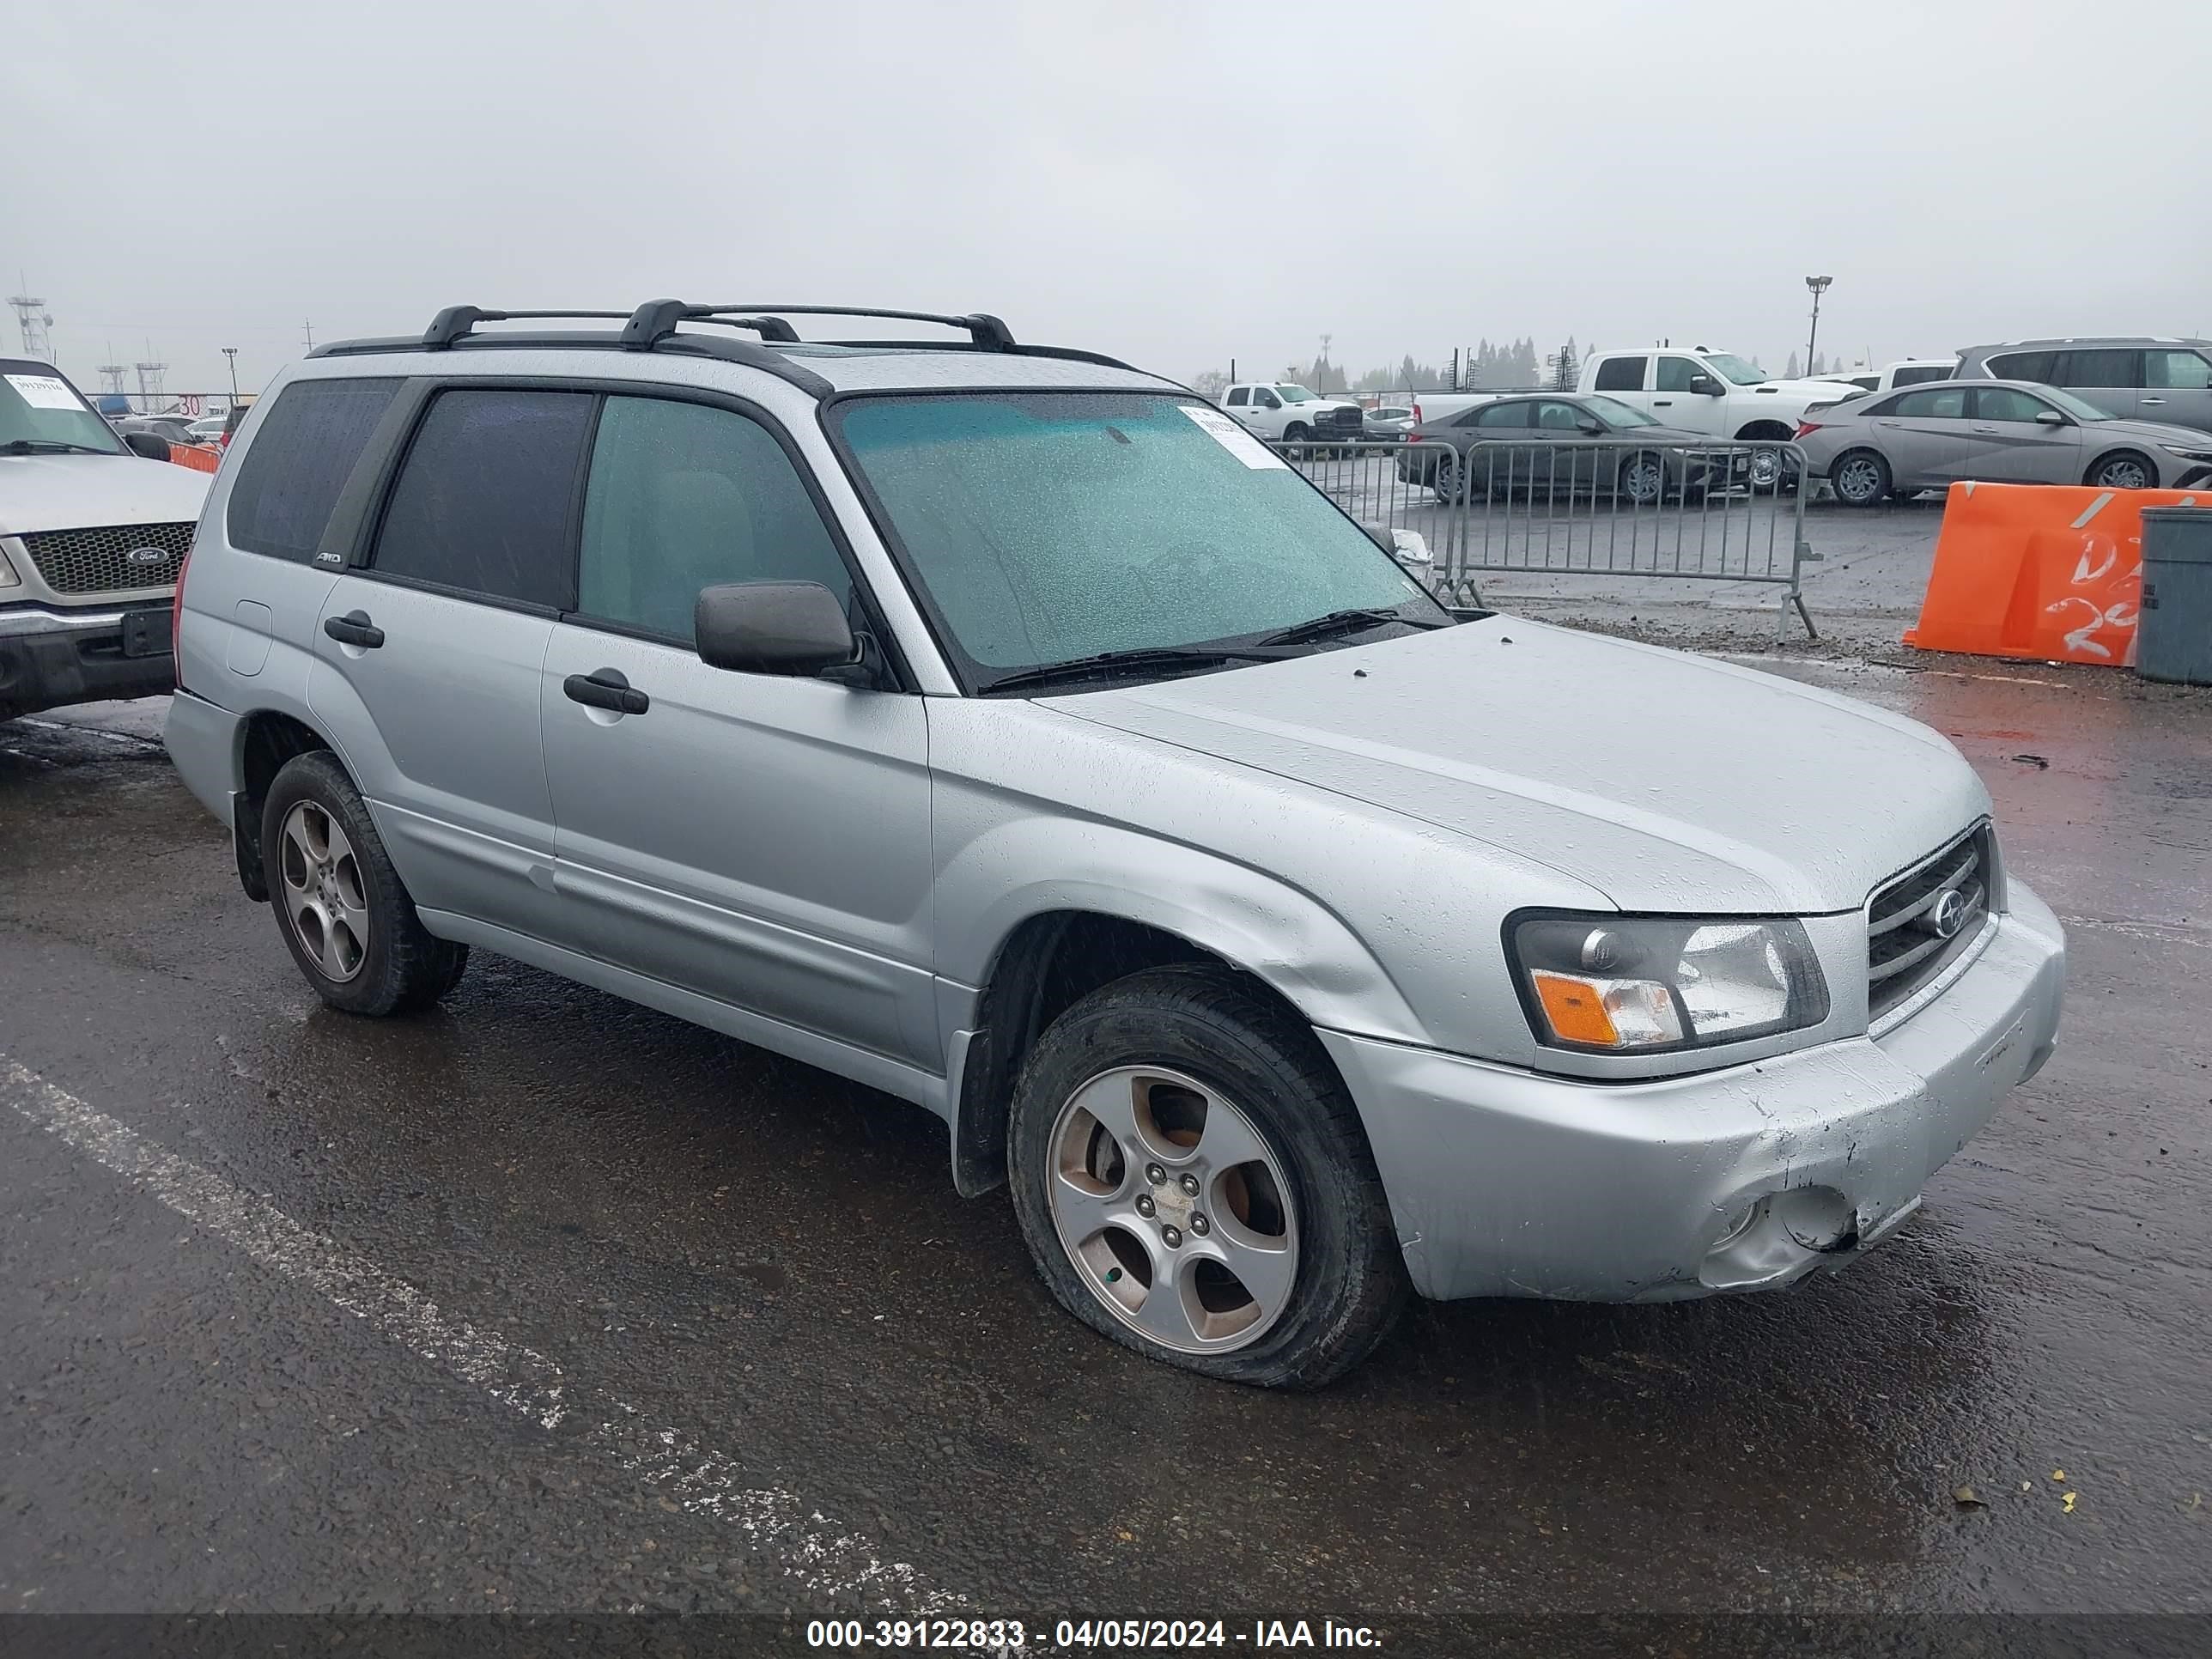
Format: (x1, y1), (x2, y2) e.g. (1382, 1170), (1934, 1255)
(5, 374), (84, 410)
(1182, 404), (1288, 469)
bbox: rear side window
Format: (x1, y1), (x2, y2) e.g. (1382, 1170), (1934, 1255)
(1473, 401), (1534, 429)
(370, 389), (593, 609)
(1592, 356), (1645, 392)
(576, 396), (853, 641)
(1987, 351), (2056, 382)
(1892, 365), (1952, 387)
(1893, 387), (1968, 419)
(2053, 349), (2140, 390)
(1224, 387), (1249, 406)
(226, 378), (400, 562)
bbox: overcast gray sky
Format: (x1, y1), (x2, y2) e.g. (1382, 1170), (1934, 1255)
(7, 0), (2208, 394)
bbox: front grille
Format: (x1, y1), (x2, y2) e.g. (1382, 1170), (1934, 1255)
(18, 521), (194, 595)
(1322, 407), (1364, 431)
(1867, 825), (1992, 1020)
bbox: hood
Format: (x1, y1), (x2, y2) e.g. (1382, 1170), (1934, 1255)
(1048, 617), (1990, 914)
(0, 452), (212, 539)
(2096, 418), (2212, 449)
(1741, 376), (1859, 402)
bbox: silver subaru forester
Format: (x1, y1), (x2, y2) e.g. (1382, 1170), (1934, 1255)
(165, 301), (2065, 1387)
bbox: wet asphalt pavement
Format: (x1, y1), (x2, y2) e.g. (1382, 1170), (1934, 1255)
(1, 644), (2208, 1654)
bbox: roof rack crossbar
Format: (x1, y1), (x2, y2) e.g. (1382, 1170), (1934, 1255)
(681, 304), (1016, 351)
(423, 307), (630, 349)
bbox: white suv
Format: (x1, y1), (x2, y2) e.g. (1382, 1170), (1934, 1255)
(2, 358), (211, 719)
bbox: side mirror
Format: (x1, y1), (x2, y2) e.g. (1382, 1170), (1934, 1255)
(1576, 417), (1603, 434)
(695, 580), (858, 677)
(1687, 374), (1721, 396)
(2034, 410), (2067, 427)
(123, 431), (171, 462)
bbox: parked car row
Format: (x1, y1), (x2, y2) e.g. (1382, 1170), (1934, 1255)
(1393, 392), (1753, 503)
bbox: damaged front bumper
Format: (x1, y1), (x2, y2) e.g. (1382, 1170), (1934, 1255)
(1319, 880), (2065, 1303)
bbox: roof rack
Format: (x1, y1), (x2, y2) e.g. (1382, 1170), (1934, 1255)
(310, 299), (1154, 393)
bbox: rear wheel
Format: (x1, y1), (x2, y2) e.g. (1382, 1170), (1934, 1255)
(1007, 966), (1406, 1389)
(1431, 448), (1464, 503)
(261, 751), (468, 1017)
(1831, 448), (1892, 507)
(2087, 450), (2155, 490)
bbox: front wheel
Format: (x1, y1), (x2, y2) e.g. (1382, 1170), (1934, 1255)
(1007, 966), (1407, 1389)
(2087, 450), (2156, 490)
(1617, 450), (1666, 507)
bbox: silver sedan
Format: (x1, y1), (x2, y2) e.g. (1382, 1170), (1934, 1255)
(1796, 378), (2212, 506)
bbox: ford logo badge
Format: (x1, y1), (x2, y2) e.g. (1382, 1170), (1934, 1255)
(1927, 888), (1968, 939)
(125, 546), (172, 567)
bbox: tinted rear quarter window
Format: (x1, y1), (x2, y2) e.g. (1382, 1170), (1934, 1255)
(226, 378), (401, 561)
(371, 389), (594, 609)
(1593, 356), (1645, 392)
(2054, 349), (2140, 389)
(1987, 351), (2056, 382)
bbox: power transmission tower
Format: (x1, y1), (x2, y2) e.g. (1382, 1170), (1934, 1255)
(8, 275), (53, 359)
(97, 362), (130, 394)
(135, 357), (168, 402)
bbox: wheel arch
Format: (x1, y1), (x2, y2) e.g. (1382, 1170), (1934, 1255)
(1732, 418), (1798, 441)
(2084, 447), (2157, 487)
(233, 709), (343, 901)
(945, 878), (1421, 1197)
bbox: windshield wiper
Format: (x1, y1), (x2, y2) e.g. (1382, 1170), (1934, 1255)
(1254, 605), (1446, 647)
(1, 439), (116, 456)
(976, 644), (1288, 696)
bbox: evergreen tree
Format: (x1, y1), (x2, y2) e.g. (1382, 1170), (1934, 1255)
(1784, 350), (1800, 379)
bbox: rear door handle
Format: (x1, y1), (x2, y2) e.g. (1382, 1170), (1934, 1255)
(323, 610), (384, 648)
(1972, 425), (1998, 434)
(1876, 420), (1901, 428)
(563, 667), (649, 716)
(1653, 399), (1674, 407)
(2142, 397), (2167, 405)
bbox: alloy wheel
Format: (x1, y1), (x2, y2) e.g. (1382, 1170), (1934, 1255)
(277, 800), (369, 982)
(1046, 1065), (1298, 1354)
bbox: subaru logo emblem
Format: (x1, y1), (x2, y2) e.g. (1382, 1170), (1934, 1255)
(1927, 888), (1968, 939)
(124, 545), (171, 567)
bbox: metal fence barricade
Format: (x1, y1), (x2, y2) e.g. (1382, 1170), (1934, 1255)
(1272, 434), (1819, 637)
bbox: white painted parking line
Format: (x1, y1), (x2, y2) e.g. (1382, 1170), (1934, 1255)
(0, 1054), (963, 1615)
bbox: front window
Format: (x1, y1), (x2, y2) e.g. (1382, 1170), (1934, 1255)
(833, 393), (1440, 686)
(1, 364), (125, 454)
(1273, 385), (1316, 404)
(1705, 354), (1768, 386)
(1580, 395), (1658, 426)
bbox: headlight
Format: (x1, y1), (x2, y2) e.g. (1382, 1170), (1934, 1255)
(2163, 445), (2212, 462)
(1507, 911), (1828, 1054)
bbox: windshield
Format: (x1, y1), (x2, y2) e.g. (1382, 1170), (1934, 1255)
(1273, 385), (1316, 404)
(2039, 386), (2115, 422)
(1707, 354), (1768, 386)
(1582, 395), (1658, 427)
(834, 392), (1441, 684)
(1, 364), (125, 453)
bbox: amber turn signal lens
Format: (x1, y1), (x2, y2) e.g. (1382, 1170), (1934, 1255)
(1531, 970), (1620, 1047)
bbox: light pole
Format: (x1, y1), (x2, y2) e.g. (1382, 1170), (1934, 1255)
(1804, 276), (1832, 374)
(222, 347), (240, 404)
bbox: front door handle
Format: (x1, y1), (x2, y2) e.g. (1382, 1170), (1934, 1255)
(1972, 425), (1998, 434)
(2142, 397), (2167, 405)
(1653, 398), (1674, 406)
(563, 667), (649, 716)
(323, 610), (384, 648)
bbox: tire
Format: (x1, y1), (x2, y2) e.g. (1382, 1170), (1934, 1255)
(260, 750), (468, 1017)
(1830, 447), (1892, 507)
(1618, 449), (1665, 507)
(1007, 964), (1407, 1389)
(2087, 450), (2156, 490)
(1431, 448), (1463, 503)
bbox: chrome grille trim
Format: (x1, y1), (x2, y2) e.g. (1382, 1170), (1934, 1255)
(1867, 824), (1993, 1020)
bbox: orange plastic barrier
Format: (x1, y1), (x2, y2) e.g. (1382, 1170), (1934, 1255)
(1904, 481), (2208, 666)
(167, 443), (221, 474)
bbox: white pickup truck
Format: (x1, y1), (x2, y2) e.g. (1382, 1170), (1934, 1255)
(1220, 381), (1367, 445)
(1576, 346), (1852, 486)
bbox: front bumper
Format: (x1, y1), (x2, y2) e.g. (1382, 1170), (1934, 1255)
(0, 602), (175, 717)
(1320, 880), (2065, 1303)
